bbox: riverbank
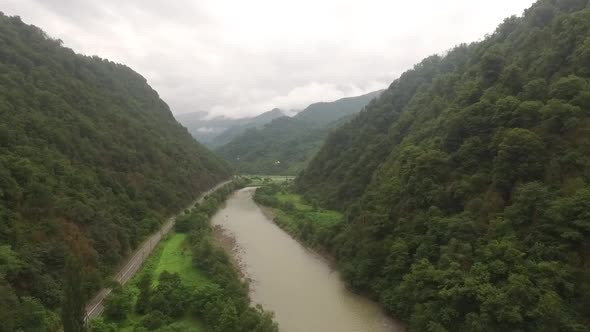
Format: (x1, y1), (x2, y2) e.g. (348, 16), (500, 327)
(212, 224), (252, 283)
(211, 187), (402, 332)
(84, 179), (232, 321)
(90, 181), (278, 332)
(252, 184), (407, 331)
(255, 200), (339, 267)
(253, 184), (343, 257)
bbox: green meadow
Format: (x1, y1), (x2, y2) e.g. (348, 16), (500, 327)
(106, 233), (209, 332)
(152, 234), (210, 287)
(254, 184), (342, 247)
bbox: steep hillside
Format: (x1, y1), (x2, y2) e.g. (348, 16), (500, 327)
(216, 92), (382, 175)
(297, 0), (590, 330)
(175, 108), (284, 147)
(0, 14), (230, 330)
(216, 116), (324, 174)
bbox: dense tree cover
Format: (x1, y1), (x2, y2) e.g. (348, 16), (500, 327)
(216, 91), (382, 175)
(216, 116), (325, 175)
(62, 255), (86, 332)
(101, 181), (278, 332)
(297, 1), (590, 330)
(0, 13), (231, 330)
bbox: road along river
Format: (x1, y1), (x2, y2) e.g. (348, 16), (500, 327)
(84, 180), (232, 321)
(212, 187), (404, 332)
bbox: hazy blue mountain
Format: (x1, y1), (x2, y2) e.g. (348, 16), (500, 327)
(175, 108), (284, 146)
(210, 108), (285, 147)
(293, 90), (384, 126)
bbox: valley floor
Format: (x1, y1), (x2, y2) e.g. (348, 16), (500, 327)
(90, 180), (278, 332)
(115, 233), (208, 332)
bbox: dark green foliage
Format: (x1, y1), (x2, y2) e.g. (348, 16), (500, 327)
(87, 318), (117, 332)
(215, 91), (382, 175)
(493, 128), (545, 193)
(135, 272), (152, 315)
(174, 214), (194, 233)
(150, 272), (191, 318)
(139, 310), (170, 330)
(0, 279), (20, 332)
(297, 1), (590, 330)
(103, 285), (133, 321)
(61, 255), (86, 332)
(0, 279), (60, 331)
(0, 13), (230, 328)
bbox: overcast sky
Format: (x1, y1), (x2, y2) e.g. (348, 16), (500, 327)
(4, 0), (535, 118)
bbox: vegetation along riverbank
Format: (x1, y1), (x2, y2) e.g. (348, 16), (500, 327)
(90, 181), (278, 332)
(253, 183), (344, 262)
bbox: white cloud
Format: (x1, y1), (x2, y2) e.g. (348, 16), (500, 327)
(3, 0), (536, 117)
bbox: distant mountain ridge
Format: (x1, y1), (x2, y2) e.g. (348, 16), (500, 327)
(293, 90), (384, 126)
(211, 108), (285, 147)
(175, 108), (285, 147)
(215, 90), (384, 174)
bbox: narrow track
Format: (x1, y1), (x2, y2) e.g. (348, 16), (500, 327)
(84, 180), (232, 321)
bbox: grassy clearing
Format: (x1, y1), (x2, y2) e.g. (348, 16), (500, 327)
(254, 184), (343, 248)
(152, 233), (210, 287)
(111, 233), (209, 332)
(275, 192), (311, 211)
(242, 175), (295, 186)
(272, 200), (342, 236)
(274, 191), (342, 226)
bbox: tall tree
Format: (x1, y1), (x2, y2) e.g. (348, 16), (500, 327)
(61, 255), (86, 332)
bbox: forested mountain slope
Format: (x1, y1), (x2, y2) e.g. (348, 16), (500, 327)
(215, 91), (382, 175)
(0, 14), (230, 330)
(297, 0), (590, 330)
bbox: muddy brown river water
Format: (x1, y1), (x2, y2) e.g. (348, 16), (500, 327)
(211, 187), (404, 332)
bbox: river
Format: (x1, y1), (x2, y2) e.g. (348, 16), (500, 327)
(211, 187), (404, 332)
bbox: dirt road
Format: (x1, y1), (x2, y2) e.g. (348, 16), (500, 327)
(84, 180), (231, 321)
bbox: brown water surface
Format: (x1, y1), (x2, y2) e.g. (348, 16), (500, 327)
(212, 187), (404, 332)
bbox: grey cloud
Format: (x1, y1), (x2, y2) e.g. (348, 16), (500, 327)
(4, 0), (536, 117)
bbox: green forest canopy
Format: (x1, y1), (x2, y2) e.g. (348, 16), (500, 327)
(297, 0), (590, 330)
(0, 13), (230, 331)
